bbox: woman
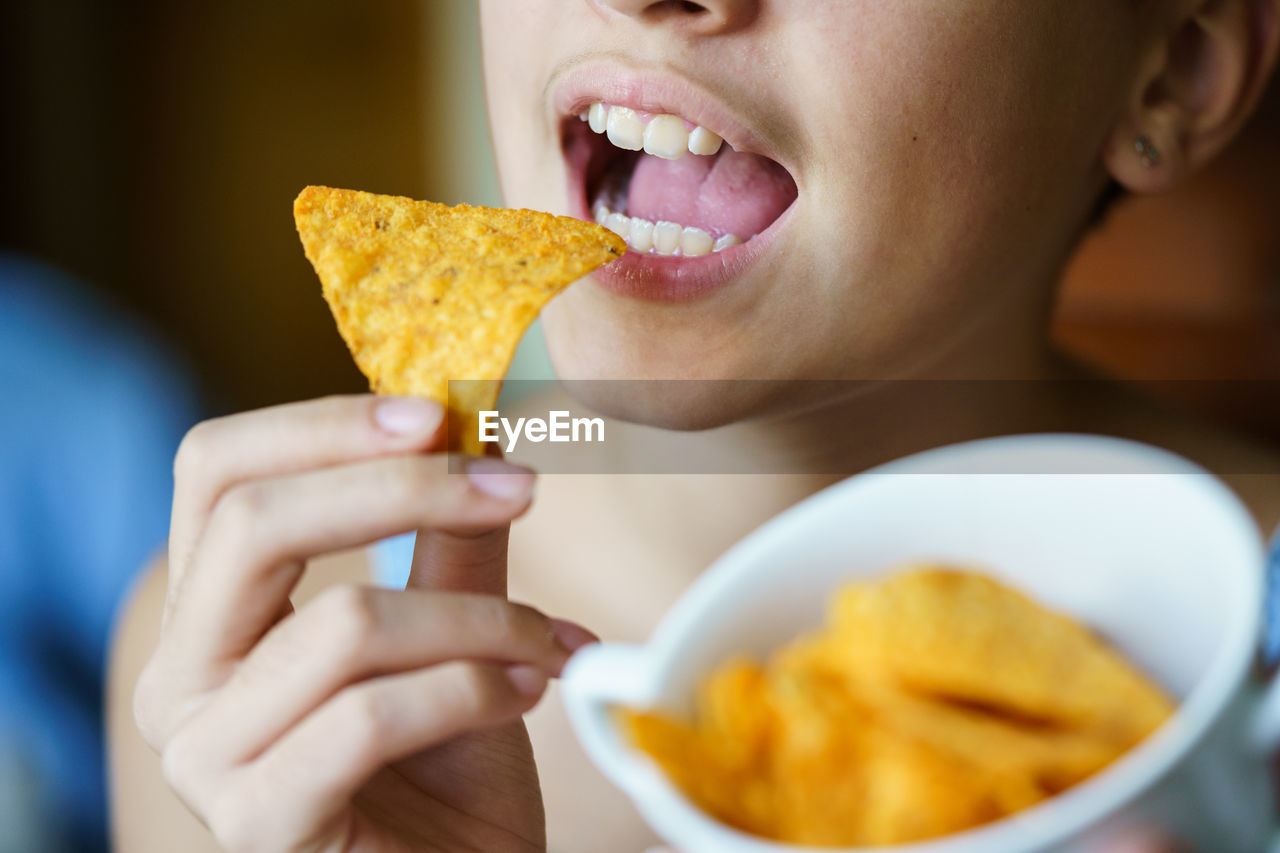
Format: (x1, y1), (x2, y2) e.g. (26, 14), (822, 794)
(112, 0), (1280, 850)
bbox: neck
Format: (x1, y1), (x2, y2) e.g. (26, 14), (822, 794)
(565, 298), (1096, 628)
(718, 245), (1086, 473)
(607, 304), (1076, 482)
(720, 365), (1075, 476)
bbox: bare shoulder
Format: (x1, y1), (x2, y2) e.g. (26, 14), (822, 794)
(1151, 415), (1279, 534)
(1221, 467), (1280, 538)
(1088, 390), (1280, 535)
(107, 547), (374, 851)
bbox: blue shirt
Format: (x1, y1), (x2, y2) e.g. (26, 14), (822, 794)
(0, 255), (200, 852)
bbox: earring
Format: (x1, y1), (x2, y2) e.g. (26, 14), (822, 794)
(1134, 135), (1161, 168)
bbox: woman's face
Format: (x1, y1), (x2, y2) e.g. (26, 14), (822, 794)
(479, 0), (1145, 426)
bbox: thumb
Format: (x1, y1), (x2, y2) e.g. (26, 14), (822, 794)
(407, 524), (512, 595)
(405, 455), (536, 595)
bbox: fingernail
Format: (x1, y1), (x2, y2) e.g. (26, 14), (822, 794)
(550, 618), (599, 653)
(507, 664), (548, 697)
(375, 397), (443, 436)
(466, 457), (536, 500)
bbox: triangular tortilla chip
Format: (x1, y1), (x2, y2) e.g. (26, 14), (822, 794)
(294, 186), (625, 454)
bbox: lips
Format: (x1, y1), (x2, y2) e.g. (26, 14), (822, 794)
(554, 68), (798, 302)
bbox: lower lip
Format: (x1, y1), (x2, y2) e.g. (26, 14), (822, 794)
(566, 154), (794, 304)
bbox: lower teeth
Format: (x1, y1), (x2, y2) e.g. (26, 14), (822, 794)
(594, 202), (744, 257)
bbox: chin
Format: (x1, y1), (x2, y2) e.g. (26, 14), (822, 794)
(543, 333), (828, 432)
(552, 375), (778, 431)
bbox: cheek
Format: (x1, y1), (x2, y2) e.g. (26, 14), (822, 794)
(480, 2), (588, 215)
(797, 3), (1128, 299)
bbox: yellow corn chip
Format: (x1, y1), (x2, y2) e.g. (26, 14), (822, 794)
(619, 566), (1176, 846)
(826, 568), (1175, 744)
(293, 186), (625, 454)
(850, 728), (1005, 846)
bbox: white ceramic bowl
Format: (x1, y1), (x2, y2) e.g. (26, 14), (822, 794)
(561, 434), (1278, 853)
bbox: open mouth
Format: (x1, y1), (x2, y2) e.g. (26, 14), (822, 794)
(562, 102), (798, 258)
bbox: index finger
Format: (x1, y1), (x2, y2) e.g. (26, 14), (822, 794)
(168, 394), (444, 593)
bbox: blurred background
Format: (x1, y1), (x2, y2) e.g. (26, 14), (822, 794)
(0, 1), (1277, 851)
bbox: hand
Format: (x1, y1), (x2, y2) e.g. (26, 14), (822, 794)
(133, 394), (596, 852)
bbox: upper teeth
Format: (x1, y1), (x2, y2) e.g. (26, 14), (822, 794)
(581, 102), (723, 160)
(606, 106), (645, 151)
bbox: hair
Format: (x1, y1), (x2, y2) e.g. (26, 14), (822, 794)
(1089, 179), (1128, 228)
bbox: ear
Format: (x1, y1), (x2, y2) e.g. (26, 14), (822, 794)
(1104, 0), (1280, 193)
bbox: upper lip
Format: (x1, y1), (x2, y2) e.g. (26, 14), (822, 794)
(549, 60), (793, 176)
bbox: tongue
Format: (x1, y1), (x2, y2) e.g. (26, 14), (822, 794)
(625, 148), (796, 240)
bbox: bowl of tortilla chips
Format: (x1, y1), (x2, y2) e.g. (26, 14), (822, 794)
(561, 434), (1270, 852)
